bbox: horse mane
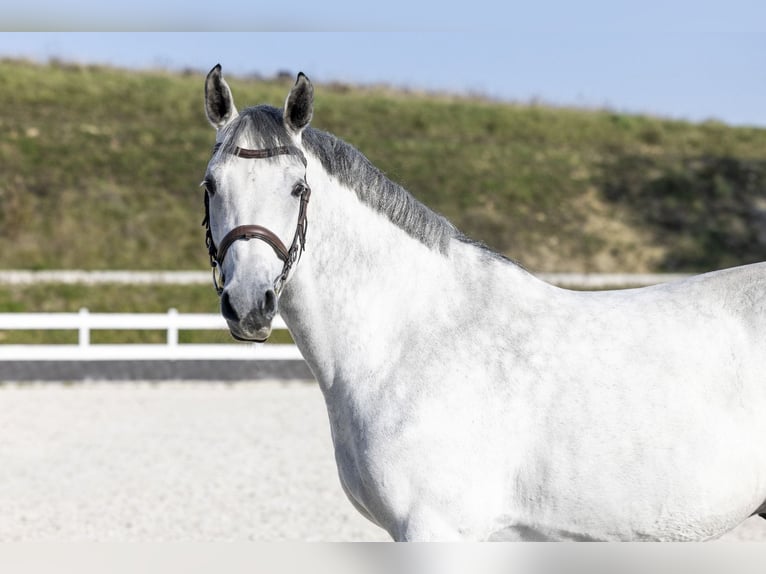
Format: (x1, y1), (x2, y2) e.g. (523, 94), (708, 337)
(302, 124), (463, 254)
(222, 105), (511, 260)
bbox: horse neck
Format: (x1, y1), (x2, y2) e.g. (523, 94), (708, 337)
(278, 163), (467, 391)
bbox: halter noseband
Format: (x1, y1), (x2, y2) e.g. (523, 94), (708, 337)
(203, 142), (311, 296)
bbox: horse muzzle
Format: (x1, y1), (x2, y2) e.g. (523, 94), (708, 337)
(221, 289), (276, 343)
(229, 321), (272, 343)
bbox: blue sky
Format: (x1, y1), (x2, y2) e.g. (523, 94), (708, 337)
(0, 2), (764, 127)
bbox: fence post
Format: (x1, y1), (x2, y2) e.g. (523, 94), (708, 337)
(78, 308), (90, 347)
(167, 308), (178, 346)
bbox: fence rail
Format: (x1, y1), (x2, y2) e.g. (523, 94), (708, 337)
(0, 309), (301, 362)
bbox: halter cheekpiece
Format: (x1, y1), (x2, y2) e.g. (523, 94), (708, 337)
(202, 142), (311, 296)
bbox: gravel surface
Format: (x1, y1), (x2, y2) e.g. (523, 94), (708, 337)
(0, 380), (387, 541)
(0, 380), (763, 542)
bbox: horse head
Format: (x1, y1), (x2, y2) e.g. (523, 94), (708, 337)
(202, 65), (313, 342)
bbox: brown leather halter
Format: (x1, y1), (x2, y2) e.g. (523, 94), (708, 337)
(202, 143), (311, 296)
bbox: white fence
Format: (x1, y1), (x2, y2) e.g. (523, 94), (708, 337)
(0, 309), (302, 362)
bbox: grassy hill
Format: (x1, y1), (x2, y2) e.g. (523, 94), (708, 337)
(2, 58), (766, 277)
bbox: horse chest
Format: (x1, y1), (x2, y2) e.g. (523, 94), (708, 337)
(325, 393), (421, 526)
(323, 374), (520, 538)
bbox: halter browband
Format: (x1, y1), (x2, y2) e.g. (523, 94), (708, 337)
(204, 142), (311, 296)
(213, 142), (307, 166)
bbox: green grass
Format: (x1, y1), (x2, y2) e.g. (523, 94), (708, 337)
(1, 58), (766, 310)
(0, 283), (216, 314)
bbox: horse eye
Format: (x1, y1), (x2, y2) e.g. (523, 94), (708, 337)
(291, 182), (306, 197)
(201, 178), (216, 196)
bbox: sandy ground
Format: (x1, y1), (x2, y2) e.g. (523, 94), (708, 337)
(0, 379), (763, 542)
(0, 380), (388, 542)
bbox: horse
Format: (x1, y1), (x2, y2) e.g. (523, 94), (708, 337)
(200, 64), (766, 541)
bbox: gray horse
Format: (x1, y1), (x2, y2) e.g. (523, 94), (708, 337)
(202, 65), (766, 541)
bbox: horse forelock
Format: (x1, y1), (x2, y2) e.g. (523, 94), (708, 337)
(217, 105), (293, 156)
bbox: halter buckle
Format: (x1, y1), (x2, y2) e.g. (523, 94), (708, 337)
(212, 263), (225, 295)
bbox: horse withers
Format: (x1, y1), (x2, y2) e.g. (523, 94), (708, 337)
(201, 64), (766, 541)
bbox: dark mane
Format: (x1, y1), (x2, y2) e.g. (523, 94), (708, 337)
(302, 125), (462, 254)
(303, 126), (520, 264)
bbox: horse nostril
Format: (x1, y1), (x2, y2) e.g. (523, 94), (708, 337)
(220, 291), (239, 322)
(261, 288), (277, 318)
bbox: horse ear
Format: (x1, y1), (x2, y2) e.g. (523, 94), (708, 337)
(205, 64), (238, 130)
(284, 72), (313, 135)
